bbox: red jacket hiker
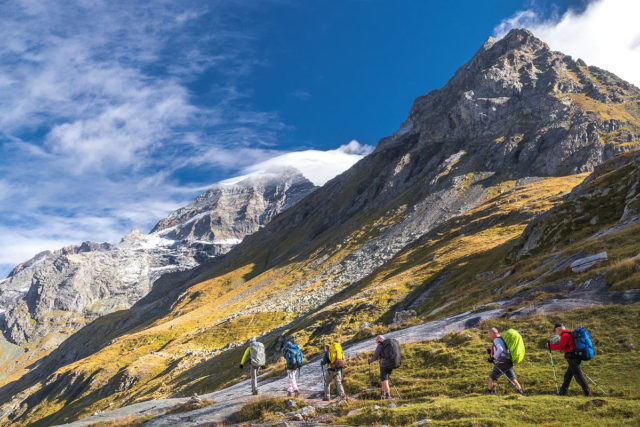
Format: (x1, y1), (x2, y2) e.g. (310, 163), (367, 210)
(549, 331), (575, 360)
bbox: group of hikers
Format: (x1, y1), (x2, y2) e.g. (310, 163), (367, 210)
(238, 321), (597, 399)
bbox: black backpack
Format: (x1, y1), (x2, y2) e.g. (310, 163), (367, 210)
(381, 338), (402, 368)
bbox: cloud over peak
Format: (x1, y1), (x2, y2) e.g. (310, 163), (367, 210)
(494, 0), (640, 87)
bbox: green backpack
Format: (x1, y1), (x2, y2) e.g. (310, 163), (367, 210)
(501, 329), (525, 364)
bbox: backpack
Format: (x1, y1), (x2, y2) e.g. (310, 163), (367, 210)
(328, 342), (345, 369)
(572, 327), (594, 360)
(380, 338), (402, 369)
(501, 329), (525, 364)
(284, 342), (303, 369)
(250, 341), (266, 367)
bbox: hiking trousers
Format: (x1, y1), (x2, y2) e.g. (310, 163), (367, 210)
(251, 366), (259, 393)
(287, 369), (299, 392)
(325, 369), (345, 398)
(561, 358), (590, 394)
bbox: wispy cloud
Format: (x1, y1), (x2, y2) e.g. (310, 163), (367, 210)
(494, 0), (640, 87)
(0, 1), (375, 278)
(0, 1), (286, 276)
(290, 89), (312, 101)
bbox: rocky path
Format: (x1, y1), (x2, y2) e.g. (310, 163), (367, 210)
(61, 308), (504, 426)
(60, 282), (640, 426)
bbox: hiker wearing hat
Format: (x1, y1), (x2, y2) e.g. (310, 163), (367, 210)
(239, 337), (266, 395)
(486, 327), (524, 395)
(320, 343), (346, 401)
(548, 323), (591, 396)
(368, 335), (401, 400)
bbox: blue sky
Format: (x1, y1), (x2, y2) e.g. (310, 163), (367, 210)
(1, 0), (639, 277)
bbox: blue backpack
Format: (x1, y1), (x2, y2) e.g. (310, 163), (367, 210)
(573, 327), (594, 360)
(284, 342), (303, 369)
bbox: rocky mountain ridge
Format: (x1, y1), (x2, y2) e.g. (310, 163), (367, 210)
(0, 168), (316, 347)
(1, 29), (640, 425)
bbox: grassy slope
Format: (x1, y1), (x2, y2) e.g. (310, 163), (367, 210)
(5, 173), (584, 426)
(8, 147), (640, 425)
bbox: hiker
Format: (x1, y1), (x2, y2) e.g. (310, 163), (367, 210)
(548, 322), (591, 396)
(320, 343), (346, 401)
(282, 340), (303, 397)
(486, 327), (524, 395)
(239, 337), (265, 395)
(368, 335), (401, 399)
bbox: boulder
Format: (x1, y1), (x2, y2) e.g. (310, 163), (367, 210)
(570, 252), (607, 273)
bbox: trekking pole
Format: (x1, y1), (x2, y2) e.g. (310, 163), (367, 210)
(492, 361), (519, 390)
(581, 369), (607, 396)
(322, 365), (328, 398)
(548, 349), (560, 395)
(389, 378), (402, 400)
(368, 362), (373, 399)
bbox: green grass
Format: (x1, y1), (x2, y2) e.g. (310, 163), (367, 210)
(332, 304), (640, 426)
(237, 396), (307, 422)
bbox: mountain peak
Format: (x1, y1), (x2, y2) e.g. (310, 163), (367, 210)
(480, 28), (544, 53)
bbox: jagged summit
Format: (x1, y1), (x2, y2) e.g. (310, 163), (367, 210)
(151, 167), (315, 241)
(2, 29), (640, 425)
(380, 28), (640, 177)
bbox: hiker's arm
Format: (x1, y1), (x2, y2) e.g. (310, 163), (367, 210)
(320, 352), (329, 366)
(368, 344), (381, 363)
(549, 333), (568, 351)
(240, 347), (250, 365)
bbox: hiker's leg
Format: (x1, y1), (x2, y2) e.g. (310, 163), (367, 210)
(287, 370), (295, 393)
(251, 366), (259, 394)
(380, 367), (392, 396)
(488, 365), (501, 390)
(570, 359), (590, 395)
(291, 370), (298, 392)
(325, 370), (334, 398)
(560, 361), (573, 392)
(335, 370), (346, 397)
(502, 363), (520, 390)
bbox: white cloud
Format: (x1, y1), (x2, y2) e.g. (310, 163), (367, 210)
(0, 1), (285, 274)
(236, 140), (374, 186)
(494, 0), (640, 87)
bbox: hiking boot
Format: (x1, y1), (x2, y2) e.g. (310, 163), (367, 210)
(380, 393), (389, 400)
(322, 396), (330, 401)
(294, 390), (300, 398)
(287, 391), (293, 397)
(584, 389), (593, 397)
(484, 389), (494, 395)
(557, 388), (567, 396)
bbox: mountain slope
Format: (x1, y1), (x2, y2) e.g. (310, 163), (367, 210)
(1, 29), (640, 425)
(0, 168), (315, 359)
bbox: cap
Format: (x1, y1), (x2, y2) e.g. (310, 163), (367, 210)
(376, 335), (385, 342)
(553, 323), (564, 329)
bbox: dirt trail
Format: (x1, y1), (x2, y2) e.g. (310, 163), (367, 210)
(59, 283), (640, 426)
(60, 308), (503, 426)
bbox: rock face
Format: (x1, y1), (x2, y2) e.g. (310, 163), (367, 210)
(512, 149), (640, 260)
(0, 169), (315, 346)
(152, 167), (314, 242)
(220, 28), (640, 321)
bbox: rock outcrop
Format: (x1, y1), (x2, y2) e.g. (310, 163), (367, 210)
(0, 168), (315, 346)
(210, 28), (640, 321)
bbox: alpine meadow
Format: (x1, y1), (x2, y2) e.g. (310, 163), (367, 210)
(0, 2), (639, 426)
